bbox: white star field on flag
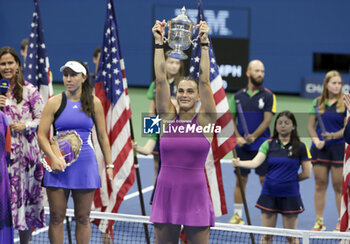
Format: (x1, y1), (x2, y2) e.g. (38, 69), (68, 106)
(23, 0), (53, 102)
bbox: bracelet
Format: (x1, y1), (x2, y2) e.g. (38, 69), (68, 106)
(200, 42), (209, 47)
(154, 43), (164, 49)
(106, 164), (114, 169)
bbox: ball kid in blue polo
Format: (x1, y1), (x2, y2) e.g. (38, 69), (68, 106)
(229, 59), (276, 224)
(307, 70), (346, 232)
(233, 111), (311, 243)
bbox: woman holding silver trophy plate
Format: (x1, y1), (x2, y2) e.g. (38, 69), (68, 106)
(38, 60), (113, 243)
(150, 18), (215, 244)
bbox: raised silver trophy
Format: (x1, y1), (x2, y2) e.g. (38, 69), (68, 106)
(163, 6), (198, 60)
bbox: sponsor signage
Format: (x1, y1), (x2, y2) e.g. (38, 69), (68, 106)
(301, 76), (350, 98)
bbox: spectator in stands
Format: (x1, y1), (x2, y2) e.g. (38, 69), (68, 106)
(233, 110), (311, 244)
(20, 38), (28, 64)
(90, 46), (101, 87)
(307, 70), (346, 232)
(229, 59), (276, 224)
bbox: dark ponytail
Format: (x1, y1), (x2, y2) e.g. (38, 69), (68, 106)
(74, 60), (94, 118)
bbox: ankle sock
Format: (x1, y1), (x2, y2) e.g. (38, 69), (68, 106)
(234, 204), (243, 218)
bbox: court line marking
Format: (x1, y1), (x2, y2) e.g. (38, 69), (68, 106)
(124, 185), (154, 200)
(14, 219), (69, 243)
(138, 155), (231, 164)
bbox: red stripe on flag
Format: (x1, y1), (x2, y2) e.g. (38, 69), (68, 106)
(346, 145), (350, 162)
(112, 166), (135, 214)
(214, 158), (227, 214)
(109, 109), (132, 145)
(93, 188), (103, 209)
(341, 172), (350, 231)
(341, 111), (350, 232)
(95, 82), (111, 117)
(213, 87), (227, 105)
(211, 126), (236, 162)
(216, 110), (233, 130)
(213, 137), (236, 162)
(113, 137), (133, 173)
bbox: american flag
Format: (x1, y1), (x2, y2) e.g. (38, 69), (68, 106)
(189, 0), (236, 216)
(92, 0), (135, 234)
(341, 111), (350, 232)
(23, 0), (53, 102)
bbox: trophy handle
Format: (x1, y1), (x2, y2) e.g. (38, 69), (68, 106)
(160, 22), (168, 43)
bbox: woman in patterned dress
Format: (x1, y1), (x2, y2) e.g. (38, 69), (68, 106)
(0, 46), (45, 244)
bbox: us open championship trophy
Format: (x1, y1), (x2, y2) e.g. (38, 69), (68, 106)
(163, 6), (198, 60)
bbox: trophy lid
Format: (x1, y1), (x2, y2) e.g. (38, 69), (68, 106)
(172, 6), (194, 24)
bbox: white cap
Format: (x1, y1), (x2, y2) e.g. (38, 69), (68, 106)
(59, 61), (87, 75)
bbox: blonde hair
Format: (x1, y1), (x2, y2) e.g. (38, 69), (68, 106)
(318, 70), (345, 114)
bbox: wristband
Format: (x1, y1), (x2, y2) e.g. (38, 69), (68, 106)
(106, 164), (114, 169)
(200, 42), (209, 47)
(154, 44), (164, 49)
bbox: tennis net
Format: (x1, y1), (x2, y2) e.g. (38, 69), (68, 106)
(14, 207), (350, 243)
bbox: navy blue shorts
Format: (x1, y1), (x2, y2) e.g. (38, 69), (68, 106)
(310, 142), (344, 167)
(255, 194), (304, 215)
(234, 148), (268, 176)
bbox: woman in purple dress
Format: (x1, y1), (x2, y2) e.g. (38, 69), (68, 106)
(150, 20), (216, 244)
(0, 46), (45, 244)
(38, 60), (113, 243)
(0, 111), (14, 243)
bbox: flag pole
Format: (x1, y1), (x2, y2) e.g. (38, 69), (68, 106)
(232, 149), (255, 244)
(129, 119), (151, 244)
(66, 217), (73, 244)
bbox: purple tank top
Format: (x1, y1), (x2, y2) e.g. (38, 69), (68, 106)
(160, 115), (210, 169)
